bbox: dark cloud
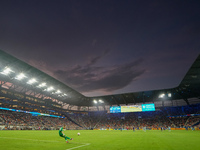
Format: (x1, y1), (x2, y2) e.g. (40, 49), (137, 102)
(87, 48), (111, 66)
(0, 0), (199, 97)
(54, 53), (145, 94)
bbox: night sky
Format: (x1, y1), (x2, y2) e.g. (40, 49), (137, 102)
(0, 0), (200, 97)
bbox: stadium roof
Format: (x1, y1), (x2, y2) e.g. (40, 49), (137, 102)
(92, 54), (200, 106)
(0, 49), (87, 106)
(0, 49), (200, 107)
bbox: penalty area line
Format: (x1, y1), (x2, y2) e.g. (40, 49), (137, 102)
(66, 143), (90, 150)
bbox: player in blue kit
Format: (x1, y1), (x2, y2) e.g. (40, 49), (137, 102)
(133, 127), (135, 132)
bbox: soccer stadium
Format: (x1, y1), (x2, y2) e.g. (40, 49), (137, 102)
(0, 49), (200, 150)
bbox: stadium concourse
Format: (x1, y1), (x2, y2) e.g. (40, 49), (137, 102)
(0, 49), (200, 131)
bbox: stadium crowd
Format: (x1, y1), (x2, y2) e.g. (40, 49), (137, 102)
(68, 111), (200, 130)
(0, 110), (81, 130)
(0, 104), (200, 131)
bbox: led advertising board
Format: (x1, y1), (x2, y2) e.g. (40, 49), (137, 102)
(121, 105), (142, 112)
(110, 103), (155, 113)
(0, 107), (65, 118)
(110, 106), (121, 113)
(141, 103), (155, 111)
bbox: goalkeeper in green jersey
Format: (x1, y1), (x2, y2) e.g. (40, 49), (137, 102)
(59, 127), (73, 143)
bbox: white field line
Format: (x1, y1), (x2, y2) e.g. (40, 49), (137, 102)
(0, 137), (63, 143)
(66, 143), (90, 150)
(0, 137), (91, 149)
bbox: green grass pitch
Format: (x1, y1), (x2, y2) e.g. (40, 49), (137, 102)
(0, 130), (199, 150)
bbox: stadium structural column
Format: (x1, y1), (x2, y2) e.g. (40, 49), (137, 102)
(96, 105), (99, 111)
(121, 94), (127, 105)
(131, 93), (136, 105)
(142, 92), (145, 103)
(103, 105), (106, 111)
(112, 95), (119, 106)
(152, 91), (155, 105)
(184, 98), (190, 105)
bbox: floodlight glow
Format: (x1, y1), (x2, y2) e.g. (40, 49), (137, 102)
(47, 86), (54, 91)
(27, 78), (37, 84)
(62, 93), (67, 97)
(99, 99), (104, 103)
(38, 82), (46, 87)
(93, 100), (97, 104)
(168, 93), (172, 97)
(1, 67), (13, 75)
(158, 93), (165, 98)
(55, 90), (61, 94)
(15, 73), (26, 80)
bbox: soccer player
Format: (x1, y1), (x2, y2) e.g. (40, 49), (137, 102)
(168, 126), (171, 132)
(192, 126), (195, 131)
(59, 127), (73, 143)
(133, 126), (135, 132)
(143, 126), (146, 132)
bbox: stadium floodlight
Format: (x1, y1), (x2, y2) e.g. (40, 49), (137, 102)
(15, 73), (26, 80)
(168, 93), (172, 97)
(1, 67), (13, 75)
(158, 93), (165, 98)
(47, 86), (54, 91)
(99, 99), (104, 103)
(62, 93), (67, 97)
(27, 78), (37, 84)
(37, 82), (47, 88)
(93, 100), (97, 104)
(55, 90), (61, 94)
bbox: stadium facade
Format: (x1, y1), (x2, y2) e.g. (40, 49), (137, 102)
(0, 49), (200, 131)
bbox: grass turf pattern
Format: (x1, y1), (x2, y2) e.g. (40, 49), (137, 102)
(0, 130), (199, 150)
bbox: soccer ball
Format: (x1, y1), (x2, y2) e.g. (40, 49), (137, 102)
(77, 132), (80, 136)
